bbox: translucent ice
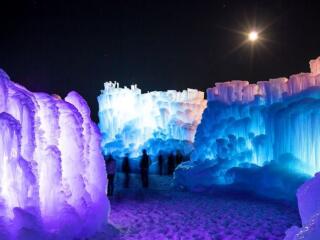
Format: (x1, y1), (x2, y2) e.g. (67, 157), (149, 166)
(98, 82), (206, 157)
(284, 172), (320, 240)
(175, 57), (320, 198)
(0, 70), (108, 239)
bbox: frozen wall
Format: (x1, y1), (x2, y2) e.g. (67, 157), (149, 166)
(0, 70), (108, 239)
(98, 82), (206, 157)
(175, 57), (320, 196)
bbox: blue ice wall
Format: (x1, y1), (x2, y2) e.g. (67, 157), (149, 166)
(192, 87), (320, 176)
(175, 57), (320, 197)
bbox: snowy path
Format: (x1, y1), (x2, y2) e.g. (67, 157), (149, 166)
(108, 173), (300, 240)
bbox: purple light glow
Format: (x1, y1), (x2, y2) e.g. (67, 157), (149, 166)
(0, 70), (108, 239)
(285, 173), (320, 239)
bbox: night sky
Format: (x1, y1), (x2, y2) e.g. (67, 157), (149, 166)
(1, 0), (320, 121)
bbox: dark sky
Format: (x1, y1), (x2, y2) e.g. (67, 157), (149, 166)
(1, 0), (320, 121)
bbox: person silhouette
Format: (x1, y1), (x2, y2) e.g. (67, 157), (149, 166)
(167, 152), (175, 175)
(176, 150), (183, 166)
(105, 154), (116, 196)
(158, 151), (164, 175)
(122, 153), (131, 188)
(140, 149), (150, 188)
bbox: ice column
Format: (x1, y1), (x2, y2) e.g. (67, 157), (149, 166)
(0, 69), (108, 239)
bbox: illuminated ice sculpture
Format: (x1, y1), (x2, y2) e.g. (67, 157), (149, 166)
(98, 82), (206, 157)
(175, 57), (320, 195)
(0, 70), (108, 239)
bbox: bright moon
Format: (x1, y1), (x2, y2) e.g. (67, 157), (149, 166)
(248, 31), (258, 41)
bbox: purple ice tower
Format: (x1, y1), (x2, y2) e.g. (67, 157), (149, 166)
(0, 70), (108, 239)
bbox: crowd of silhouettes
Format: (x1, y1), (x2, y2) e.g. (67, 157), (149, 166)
(105, 149), (188, 194)
(160, 150), (185, 176)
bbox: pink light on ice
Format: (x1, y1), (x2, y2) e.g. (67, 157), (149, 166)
(0, 69), (108, 239)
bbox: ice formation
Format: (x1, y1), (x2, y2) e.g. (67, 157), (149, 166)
(175, 57), (320, 197)
(284, 172), (320, 240)
(98, 82), (206, 157)
(0, 70), (108, 239)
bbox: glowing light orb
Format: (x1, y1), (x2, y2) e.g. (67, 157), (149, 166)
(248, 31), (258, 41)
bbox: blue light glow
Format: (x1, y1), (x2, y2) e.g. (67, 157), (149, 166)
(175, 57), (320, 196)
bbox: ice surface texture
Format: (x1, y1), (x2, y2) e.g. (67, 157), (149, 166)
(0, 70), (108, 239)
(98, 82), (206, 157)
(175, 57), (320, 198)
(284, 172), (320, 240)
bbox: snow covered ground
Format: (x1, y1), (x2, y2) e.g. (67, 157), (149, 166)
(108, 173), (300, 240)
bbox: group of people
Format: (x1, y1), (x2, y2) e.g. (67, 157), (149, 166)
(105, 149), (186, 196)
(158, 150), (184, 176)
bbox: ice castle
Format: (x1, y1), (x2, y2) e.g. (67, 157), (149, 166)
(195, 56), (320, 172)
(98, 57), (320, 198)
(175, 57), (320, 195)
